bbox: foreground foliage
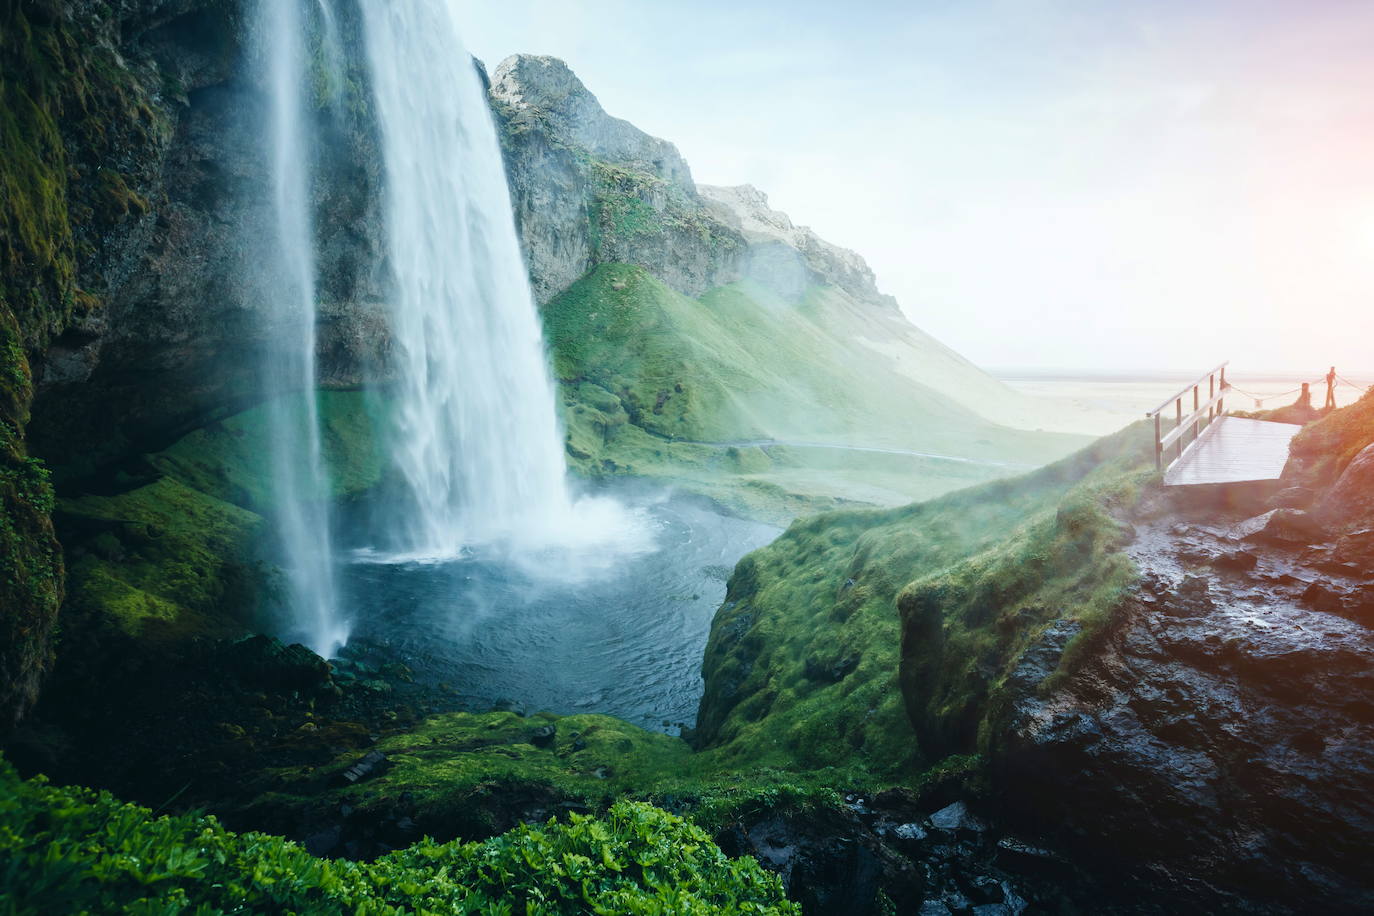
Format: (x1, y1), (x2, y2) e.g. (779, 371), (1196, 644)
(0, 757), (796, 915)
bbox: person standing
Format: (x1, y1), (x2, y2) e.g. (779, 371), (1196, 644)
(1325, 367), (1338, 410)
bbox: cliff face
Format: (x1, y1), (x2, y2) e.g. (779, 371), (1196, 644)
(0, 0), (389, 725)
(26, 1), (388, 482)
(489, 54), (744, 305)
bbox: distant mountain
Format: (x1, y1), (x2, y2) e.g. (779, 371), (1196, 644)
(487, 53), (1083, 512)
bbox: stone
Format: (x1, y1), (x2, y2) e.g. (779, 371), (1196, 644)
(1271, 487), (1317, 510)
(1320, 443), (1374, 530)
(1212, 549), (1258, 572)
(929, 801), (986, 835)
(892, 822), (928, 842)
(529, 723), (557, 747)
(1301, 582), (1346, 614)
(335, 750), (388, 786)
(1231, 509), (1324, 545)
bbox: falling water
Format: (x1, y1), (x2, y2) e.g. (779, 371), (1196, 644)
(257, 0), (348, 655)
(360, 2), (592, 559)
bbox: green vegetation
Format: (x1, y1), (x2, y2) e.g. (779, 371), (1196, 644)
(57, 390), (381, 643)
(548, 264), (1084, 520)
(694, 424), (1153, 778)
(0, 756), (796, 915)
(0, 0), (183, 723)
(585, 157), (736, 257)
(1287, 388), (1374, 489)
(255, 709), (857, 840)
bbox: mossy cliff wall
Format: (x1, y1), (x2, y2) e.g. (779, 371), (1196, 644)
(0, 0), (388, 726)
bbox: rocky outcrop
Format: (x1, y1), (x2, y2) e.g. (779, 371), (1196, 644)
(987, 494), (1374, 911)
(488, 54), (744, 303)
(699, 184), (899, 308)
(1319, 441), (1374, 531)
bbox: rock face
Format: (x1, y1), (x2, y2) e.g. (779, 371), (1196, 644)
(27, 1), (389, 482)
(698, 184), (898, 309)
(988, 501), (1374, 910)
(1320, 441), (1374, 530)
(488, 54), (744, 304)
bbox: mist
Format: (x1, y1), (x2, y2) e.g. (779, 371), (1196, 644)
(460, 0), (1374, 375)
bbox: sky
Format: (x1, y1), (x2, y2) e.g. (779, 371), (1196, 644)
(459, 0), (1374, 376)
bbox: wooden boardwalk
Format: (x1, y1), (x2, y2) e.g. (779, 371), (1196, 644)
(1162, 415), (1302, 487)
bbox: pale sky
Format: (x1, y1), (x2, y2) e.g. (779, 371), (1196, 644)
(460, 0), (1374, 375)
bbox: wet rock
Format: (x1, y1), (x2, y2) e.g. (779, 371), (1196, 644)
(929, 801), (986, 837)
(993, 507), (1374, 911)
(226, 636), (333, 695)
(1271, 486), (1317, 510)
(1334, 528), (1374, 568)
(1301, 581), (1347, 614)
(335, 750), (389, 786)
(303, 825), (341, 857)
(1212, 548), (1258, 572)
(1320, 443), (1374, 530)
(892, 822), (928, 843)
(1231, 508), (1325, 545)
(917, 902), (953, 916)
(529, 723), (557, 747)
(1161, 575), (1215, 617)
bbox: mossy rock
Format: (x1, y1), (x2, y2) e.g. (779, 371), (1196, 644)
(694, 423), (1153, 778)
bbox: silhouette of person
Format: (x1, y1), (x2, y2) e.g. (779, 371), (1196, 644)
(1325, 366), (1337, 410)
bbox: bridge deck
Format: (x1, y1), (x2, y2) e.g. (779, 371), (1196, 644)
(1163, 416), (1303, 487)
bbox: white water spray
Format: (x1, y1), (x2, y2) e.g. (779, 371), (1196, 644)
(361, 3), (643, 562)
(258, 0), (347, 655)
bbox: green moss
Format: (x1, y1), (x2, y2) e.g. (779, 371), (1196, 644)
(693, 423), (1152, 779)
(0, 1), (181, 724)
(57, 476), (263, 641)
(254, 708), (865, 848)
(585, 157), (735, 257)
(0, 755), (797, 915)
(150, 389), (385, 511)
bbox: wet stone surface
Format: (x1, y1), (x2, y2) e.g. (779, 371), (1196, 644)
(995, 493), (1374, 912)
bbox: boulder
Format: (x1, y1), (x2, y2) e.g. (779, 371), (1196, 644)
(1271, 487), (1317, 510)
(1320, 443), (1374, 531)
(1230, 508), (1325, 546)
(929, 802), (987, 836)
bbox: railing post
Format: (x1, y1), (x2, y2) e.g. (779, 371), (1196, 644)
(1209, 373), (1216, 423)
(1193, 385), (1200, 443)
(1154, 414), (1162, 470)
(1175, 397), (1183, 461)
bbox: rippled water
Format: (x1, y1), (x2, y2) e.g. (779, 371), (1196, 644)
(336, 485), (778, 733)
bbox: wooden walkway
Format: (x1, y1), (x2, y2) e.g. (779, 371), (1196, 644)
(1162, 416), (1303, 487)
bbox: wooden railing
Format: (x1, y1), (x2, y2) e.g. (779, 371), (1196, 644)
(1146, 362), (1229, 471)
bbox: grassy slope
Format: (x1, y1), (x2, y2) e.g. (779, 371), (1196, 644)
(693, 423), (1152, 780)
(1285, 387), (1374, 490)
(548, 264), (1086, 520)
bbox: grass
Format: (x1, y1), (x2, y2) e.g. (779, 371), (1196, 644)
(548, 264), (1087, 520)
(693, 422), (1154, 779)
(1286, 388), (1374, 490)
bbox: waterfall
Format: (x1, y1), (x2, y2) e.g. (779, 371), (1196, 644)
(257, 0), (347, 655)
(360, 2), (582, 559)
